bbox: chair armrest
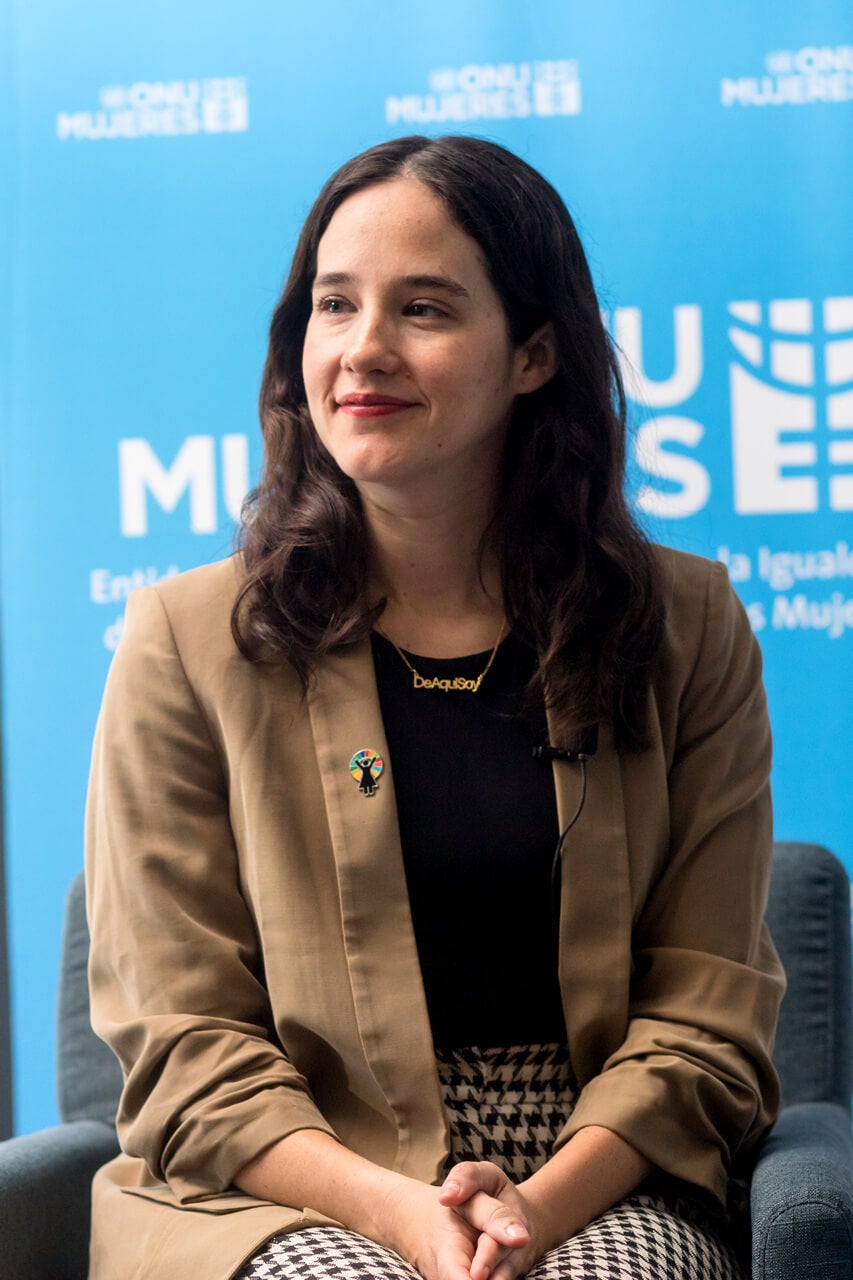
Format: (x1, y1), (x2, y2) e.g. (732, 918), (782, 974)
(0, 1118), (120, 1280)
(751, 1101), (853, 1280)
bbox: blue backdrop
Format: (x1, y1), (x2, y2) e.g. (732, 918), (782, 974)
(1, 0), (851, 1134)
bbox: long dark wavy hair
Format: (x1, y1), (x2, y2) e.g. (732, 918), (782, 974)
(233, 135), (664, 747)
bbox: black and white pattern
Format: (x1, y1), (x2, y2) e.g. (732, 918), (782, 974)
(436, 1042), (577, 1182)
(236, 1228), (415, 1280)
(538, 1193), (741, 1280)
(235, 1044), (742, 1280)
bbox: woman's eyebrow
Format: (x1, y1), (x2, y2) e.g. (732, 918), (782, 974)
(313, 271), (354, 289)
(312, 271), (470, 299)
(401, 274), (470, 299)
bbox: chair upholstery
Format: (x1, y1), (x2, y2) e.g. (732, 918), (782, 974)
(0, 842), (850, 1280)
(0, 872), (120, 1280)
(56, 872), (123, 1127)
(765, 843), (852, 1109)
(751, 844), (853, 1279)
(751, 1103), (853, 1280)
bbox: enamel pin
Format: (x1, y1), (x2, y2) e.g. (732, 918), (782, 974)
(350, 749), (384, 797)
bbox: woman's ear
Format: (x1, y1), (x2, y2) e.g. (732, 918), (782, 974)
(514, 322), (558, 394)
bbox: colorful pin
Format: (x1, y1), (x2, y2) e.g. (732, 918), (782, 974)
(349, 749), (384, 797)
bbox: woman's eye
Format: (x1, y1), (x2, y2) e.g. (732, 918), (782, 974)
(316, 296), (347, 314)
(406, 302), (444, 318)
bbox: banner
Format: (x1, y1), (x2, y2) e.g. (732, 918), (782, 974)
(1, 0), (851, 1133)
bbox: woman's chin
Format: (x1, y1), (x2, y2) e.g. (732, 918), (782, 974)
(335, 450), (431, 493)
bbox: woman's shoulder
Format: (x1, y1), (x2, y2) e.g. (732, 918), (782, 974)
(147, 554), (244, 618)
(647, 542), (758, 694)
(116, 554), (248, 677)
(650, 542), (727, 603)
(121, 554), (243, 641)
(113, 553), (306, 712)
(650, 542), (744, 634)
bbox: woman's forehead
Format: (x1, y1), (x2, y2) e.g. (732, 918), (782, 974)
(314, 178), (491, 289)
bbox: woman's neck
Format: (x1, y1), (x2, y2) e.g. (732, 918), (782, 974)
(362, 486), (505, 658)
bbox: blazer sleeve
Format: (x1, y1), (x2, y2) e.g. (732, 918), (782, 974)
(558, 558), (785, 1205)
(85, 585), (337, 1203)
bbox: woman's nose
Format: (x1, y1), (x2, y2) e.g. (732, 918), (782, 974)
(341, 311), (401, 374)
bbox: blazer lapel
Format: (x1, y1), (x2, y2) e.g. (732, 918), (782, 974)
(308, 639), (448, 1181)
(547, 714), (632, 1084)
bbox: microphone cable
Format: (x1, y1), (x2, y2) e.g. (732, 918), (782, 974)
(548, 758), (588, 935)
(532, 727), (597, 933)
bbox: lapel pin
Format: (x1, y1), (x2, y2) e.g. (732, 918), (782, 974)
(350, 749), (384, 797)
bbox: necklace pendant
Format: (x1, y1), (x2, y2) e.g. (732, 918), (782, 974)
(411, 671), (481, 692)
(384, 620), (505, 694)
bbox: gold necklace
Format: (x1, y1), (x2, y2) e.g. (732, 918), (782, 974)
(382, 621), (505, 693)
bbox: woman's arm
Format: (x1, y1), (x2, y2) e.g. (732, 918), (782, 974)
(236, 1125), (648, 1280)
(520, 1125), (652, 1246)
(554, 558), (783, 1202)
(87, 580), (338, 1199)
(235, 1129), (535, 1280)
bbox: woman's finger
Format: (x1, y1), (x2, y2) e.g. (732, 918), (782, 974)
(469, 1229), (510, 1280)
(444, 1190), (529, 1247)
(439, 1161), (506, 1204)
(475, 1239), (535, 1280)
(487, 1256), (530, 1280)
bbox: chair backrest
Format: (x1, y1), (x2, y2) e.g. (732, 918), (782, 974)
(56, 871), (123, 1125)
(766, 841), (852, 1110)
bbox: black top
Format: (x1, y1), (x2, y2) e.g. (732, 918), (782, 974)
(371, 630), (566, 1049)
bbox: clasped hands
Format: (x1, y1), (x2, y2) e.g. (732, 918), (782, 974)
(387, 1160), (562, 1280)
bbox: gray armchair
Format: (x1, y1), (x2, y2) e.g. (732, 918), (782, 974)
(752, 842), (853, 1277)
(0, 872), (120, 1279)
(0, 842), (850, 1279)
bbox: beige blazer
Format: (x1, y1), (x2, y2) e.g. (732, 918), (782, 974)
(85, 547), (784, 1280)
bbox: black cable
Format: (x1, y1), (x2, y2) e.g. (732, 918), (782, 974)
(549, 759), (587, 935)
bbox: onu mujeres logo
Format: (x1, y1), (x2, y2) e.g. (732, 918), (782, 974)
(728, 297), (853, 513)
(613, 295), (853, 520)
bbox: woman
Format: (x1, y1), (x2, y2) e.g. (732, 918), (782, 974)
(85, 135), (784, 1280)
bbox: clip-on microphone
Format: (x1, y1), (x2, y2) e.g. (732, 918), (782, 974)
(532, 725), (599, 764)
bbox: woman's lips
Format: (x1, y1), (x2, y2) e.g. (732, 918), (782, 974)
(336, 394), (417, 418)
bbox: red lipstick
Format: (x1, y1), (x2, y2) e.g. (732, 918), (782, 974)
(337, 393), (416, 418)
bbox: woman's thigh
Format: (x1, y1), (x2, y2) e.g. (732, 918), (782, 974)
(235, 1199), (743, 1280)
(234, 1227), (418, 1280)
(531, 1193), (743, 1280)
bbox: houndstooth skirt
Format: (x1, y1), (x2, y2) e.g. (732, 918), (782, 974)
(235, 1044), (744, 1280)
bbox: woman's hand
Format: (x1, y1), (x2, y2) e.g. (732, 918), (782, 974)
(438, 1161), (552, 1280)
(438, 1128), (654, 1280)
(236, 1124), (649, 1280)
(380, 1175), (532, 1280)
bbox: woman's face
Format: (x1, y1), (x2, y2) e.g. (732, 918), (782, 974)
(301, 177), (549, 503)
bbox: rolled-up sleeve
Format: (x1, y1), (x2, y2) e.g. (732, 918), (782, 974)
(559, 558), (784, 1204)
(85, 586), (336, 1204)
